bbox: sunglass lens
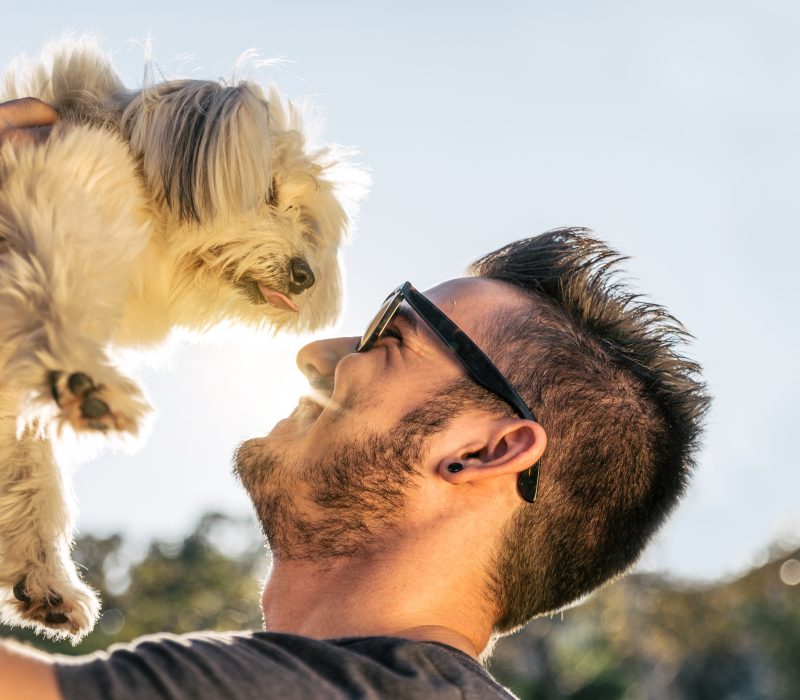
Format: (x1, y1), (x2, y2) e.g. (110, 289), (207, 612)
(358, 290), (399, 351)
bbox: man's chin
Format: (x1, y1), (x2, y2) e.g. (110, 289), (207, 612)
(232, 437), (279, 489)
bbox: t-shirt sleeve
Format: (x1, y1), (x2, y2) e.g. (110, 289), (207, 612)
(55, 632), (324, 700)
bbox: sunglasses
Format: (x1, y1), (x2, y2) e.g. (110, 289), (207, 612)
(357, 281), (540, 503)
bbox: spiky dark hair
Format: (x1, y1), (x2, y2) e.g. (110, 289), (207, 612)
(469, 228), (710, 634)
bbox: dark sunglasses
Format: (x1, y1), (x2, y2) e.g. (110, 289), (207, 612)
(357, 281), (540, 503)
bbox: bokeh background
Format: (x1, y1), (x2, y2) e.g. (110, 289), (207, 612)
(1, 2), (798, 698)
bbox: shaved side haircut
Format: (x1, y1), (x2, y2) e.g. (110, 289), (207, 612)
(468, 228), (710, 634)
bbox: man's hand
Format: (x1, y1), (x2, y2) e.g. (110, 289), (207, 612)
(0, 639), (61, 700)
(0, 97), (60, 146)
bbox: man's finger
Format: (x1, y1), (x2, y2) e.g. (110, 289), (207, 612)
(0, 98), (60, 129)
(0, 125), (54, 146)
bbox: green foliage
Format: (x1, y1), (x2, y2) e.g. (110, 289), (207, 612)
(2, 516), (798, 699)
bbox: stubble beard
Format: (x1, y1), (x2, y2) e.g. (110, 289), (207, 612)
(233, 415), (431, 561)
(233, 380), (469, 561)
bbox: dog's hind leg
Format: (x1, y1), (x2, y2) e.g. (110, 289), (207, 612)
(0, 128), (153, 435)
(0, 390), (99, 640)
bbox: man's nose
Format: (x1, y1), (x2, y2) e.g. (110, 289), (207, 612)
(296, 336), (359, 393)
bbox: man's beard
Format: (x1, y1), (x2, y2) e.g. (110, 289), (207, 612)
(233, 400), (454, 561)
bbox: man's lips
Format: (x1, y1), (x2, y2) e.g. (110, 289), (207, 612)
(291, 396), (325, 420)
(258, 284), (299, 312)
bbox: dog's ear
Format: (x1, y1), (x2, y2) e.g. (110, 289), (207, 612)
(122, 80), (272, 222)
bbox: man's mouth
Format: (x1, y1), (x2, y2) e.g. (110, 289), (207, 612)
(291, 396), (325, 421)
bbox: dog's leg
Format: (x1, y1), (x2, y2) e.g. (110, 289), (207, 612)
(0, 391), (99, 640)
(0, 262), (151, 435)
(0, 128), (153, 435)
(47, 368), (148, 435)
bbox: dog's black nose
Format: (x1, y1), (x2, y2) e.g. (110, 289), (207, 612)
(288, 257), (315, 294)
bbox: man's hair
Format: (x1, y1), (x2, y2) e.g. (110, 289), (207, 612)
(468, 228), (710, 634)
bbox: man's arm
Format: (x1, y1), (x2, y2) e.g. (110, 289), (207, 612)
(0, 639), (61, 700)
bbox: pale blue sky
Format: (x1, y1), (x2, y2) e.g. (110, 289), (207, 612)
(2, 1), (798, 581)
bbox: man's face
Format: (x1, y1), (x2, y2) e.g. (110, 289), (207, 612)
(234, 277), (522, 560)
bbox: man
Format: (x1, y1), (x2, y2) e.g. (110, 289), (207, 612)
(0, 98), (709, 699)
(0, 97), (59, 144)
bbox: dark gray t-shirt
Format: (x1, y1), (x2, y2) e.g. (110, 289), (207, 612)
(55, 631), (516, 699)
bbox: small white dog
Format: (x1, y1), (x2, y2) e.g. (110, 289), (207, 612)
(0, 39), (365, 641)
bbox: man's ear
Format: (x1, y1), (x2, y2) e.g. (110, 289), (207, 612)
(437, 417), (546, 487)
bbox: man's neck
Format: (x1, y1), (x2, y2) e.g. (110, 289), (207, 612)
(260, 554), (487, 659)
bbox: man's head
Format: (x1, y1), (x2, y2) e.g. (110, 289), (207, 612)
(235, 227), (709, 637)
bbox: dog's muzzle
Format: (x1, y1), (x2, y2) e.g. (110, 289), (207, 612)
(235, 257), (315, 312)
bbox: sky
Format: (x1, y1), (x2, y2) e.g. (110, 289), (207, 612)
(1, 1), (798, 583)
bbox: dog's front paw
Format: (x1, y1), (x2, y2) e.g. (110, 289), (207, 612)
(10, 575), (99, 641)
(49, 369), (147, 434)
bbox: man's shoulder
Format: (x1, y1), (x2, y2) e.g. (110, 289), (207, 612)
(55, 630), (516, 699)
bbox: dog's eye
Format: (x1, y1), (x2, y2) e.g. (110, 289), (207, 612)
(301, 230), (319, 251)
(297, 211), (321, 250)
(266, 178), (279, 207)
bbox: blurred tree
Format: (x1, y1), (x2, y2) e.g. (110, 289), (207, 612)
(488, 548), (800, 699)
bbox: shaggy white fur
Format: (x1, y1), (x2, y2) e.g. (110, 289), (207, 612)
(0, 39), (366, 641)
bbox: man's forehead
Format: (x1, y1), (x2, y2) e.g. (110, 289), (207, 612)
(423, 277), (525, 321)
